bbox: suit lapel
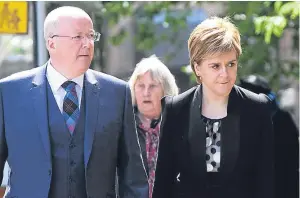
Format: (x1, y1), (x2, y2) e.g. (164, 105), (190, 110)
(188, 85), (207, 178)
(220, 114), (240, 175)
(31, 64), (51, 162)
(220, 86), (240, 177)
(84, 70), (101, 168)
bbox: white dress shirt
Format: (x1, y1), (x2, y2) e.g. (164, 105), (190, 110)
(46, 62), (84, 113)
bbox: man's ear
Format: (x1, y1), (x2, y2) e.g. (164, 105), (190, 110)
(47, 39), (55, 51)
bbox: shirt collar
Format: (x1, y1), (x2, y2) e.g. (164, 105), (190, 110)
(46, 61), (84, 92)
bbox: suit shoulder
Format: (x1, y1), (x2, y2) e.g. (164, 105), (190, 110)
(0, 67), (42, 86)
(172, 86), (197, 107)
(161, 86), (197, 113)
(88, 69), (127, 87)
(234, 85), (272, 111)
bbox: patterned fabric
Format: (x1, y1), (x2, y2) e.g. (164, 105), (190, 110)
(138, 121), (160, 198)
(202, 115), (222, 172)
(61, 81), (80, 134)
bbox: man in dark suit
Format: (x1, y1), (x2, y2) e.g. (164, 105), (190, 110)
(240, 75), (299, 198)
(0, 6), (148, 198)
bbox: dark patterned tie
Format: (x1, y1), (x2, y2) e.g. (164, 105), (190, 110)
(61, 81), (80, 134)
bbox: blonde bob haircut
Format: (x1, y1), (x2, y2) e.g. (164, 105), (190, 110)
(129, 55), (179, 105)
(188, 16), (242, 82)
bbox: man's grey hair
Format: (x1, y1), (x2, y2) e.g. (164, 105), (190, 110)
(129, 55), (179, 105)
(43, 6), (91, 41)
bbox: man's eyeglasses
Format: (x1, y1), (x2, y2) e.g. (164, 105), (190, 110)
(50, 32), (101, 42)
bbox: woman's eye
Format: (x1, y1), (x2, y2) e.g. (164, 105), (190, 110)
(212, 64), (219, 69)
(228, 63), (235, 67)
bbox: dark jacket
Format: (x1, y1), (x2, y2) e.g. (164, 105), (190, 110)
(153, 85), (274, 198)
(135, 114), (150, 177)
(272, 107), (299, 198)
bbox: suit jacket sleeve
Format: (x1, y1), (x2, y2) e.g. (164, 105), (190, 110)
(0, 86), (8, 183)
(256, 94), (275, 198)
(117, 84), (149, 198)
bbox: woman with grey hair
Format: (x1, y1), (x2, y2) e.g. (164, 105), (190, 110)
(129, 55), (179, 198)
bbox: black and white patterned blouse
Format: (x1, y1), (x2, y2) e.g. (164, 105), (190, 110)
(201, 115), (223, 172)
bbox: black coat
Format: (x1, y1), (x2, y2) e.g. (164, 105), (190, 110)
(153, 85), (274, 198)
(272, 107), (299, 198)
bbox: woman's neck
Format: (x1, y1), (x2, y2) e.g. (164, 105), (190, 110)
(138, 112), (159, 128)
(201, 85), (229, 119)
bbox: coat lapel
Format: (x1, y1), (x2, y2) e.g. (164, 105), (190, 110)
(84, 70), (101, 168)
(187, 85), (207, 179)
(187, 85), (241, 182)
(31, 64), (51, 162)
(220, 86), (240, 178)
(134, 113), (149, 176)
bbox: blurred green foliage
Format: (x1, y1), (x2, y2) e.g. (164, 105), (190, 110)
(90, 1), (298, 91)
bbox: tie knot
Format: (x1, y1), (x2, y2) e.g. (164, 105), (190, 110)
(61, 81), (76, 92)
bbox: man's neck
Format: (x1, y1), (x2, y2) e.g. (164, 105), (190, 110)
(50, 60), (80, 80)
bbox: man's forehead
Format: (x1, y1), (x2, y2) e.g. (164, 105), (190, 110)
(57, 16), (93, 31)
(49, 6), (90, 18)
(58, 15), (92, 23)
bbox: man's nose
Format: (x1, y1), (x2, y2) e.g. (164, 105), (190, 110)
(82, 36), (92, 47)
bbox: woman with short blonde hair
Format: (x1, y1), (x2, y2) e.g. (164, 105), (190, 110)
(153, 17), (274, 198)
(188, 16), (242, 83)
